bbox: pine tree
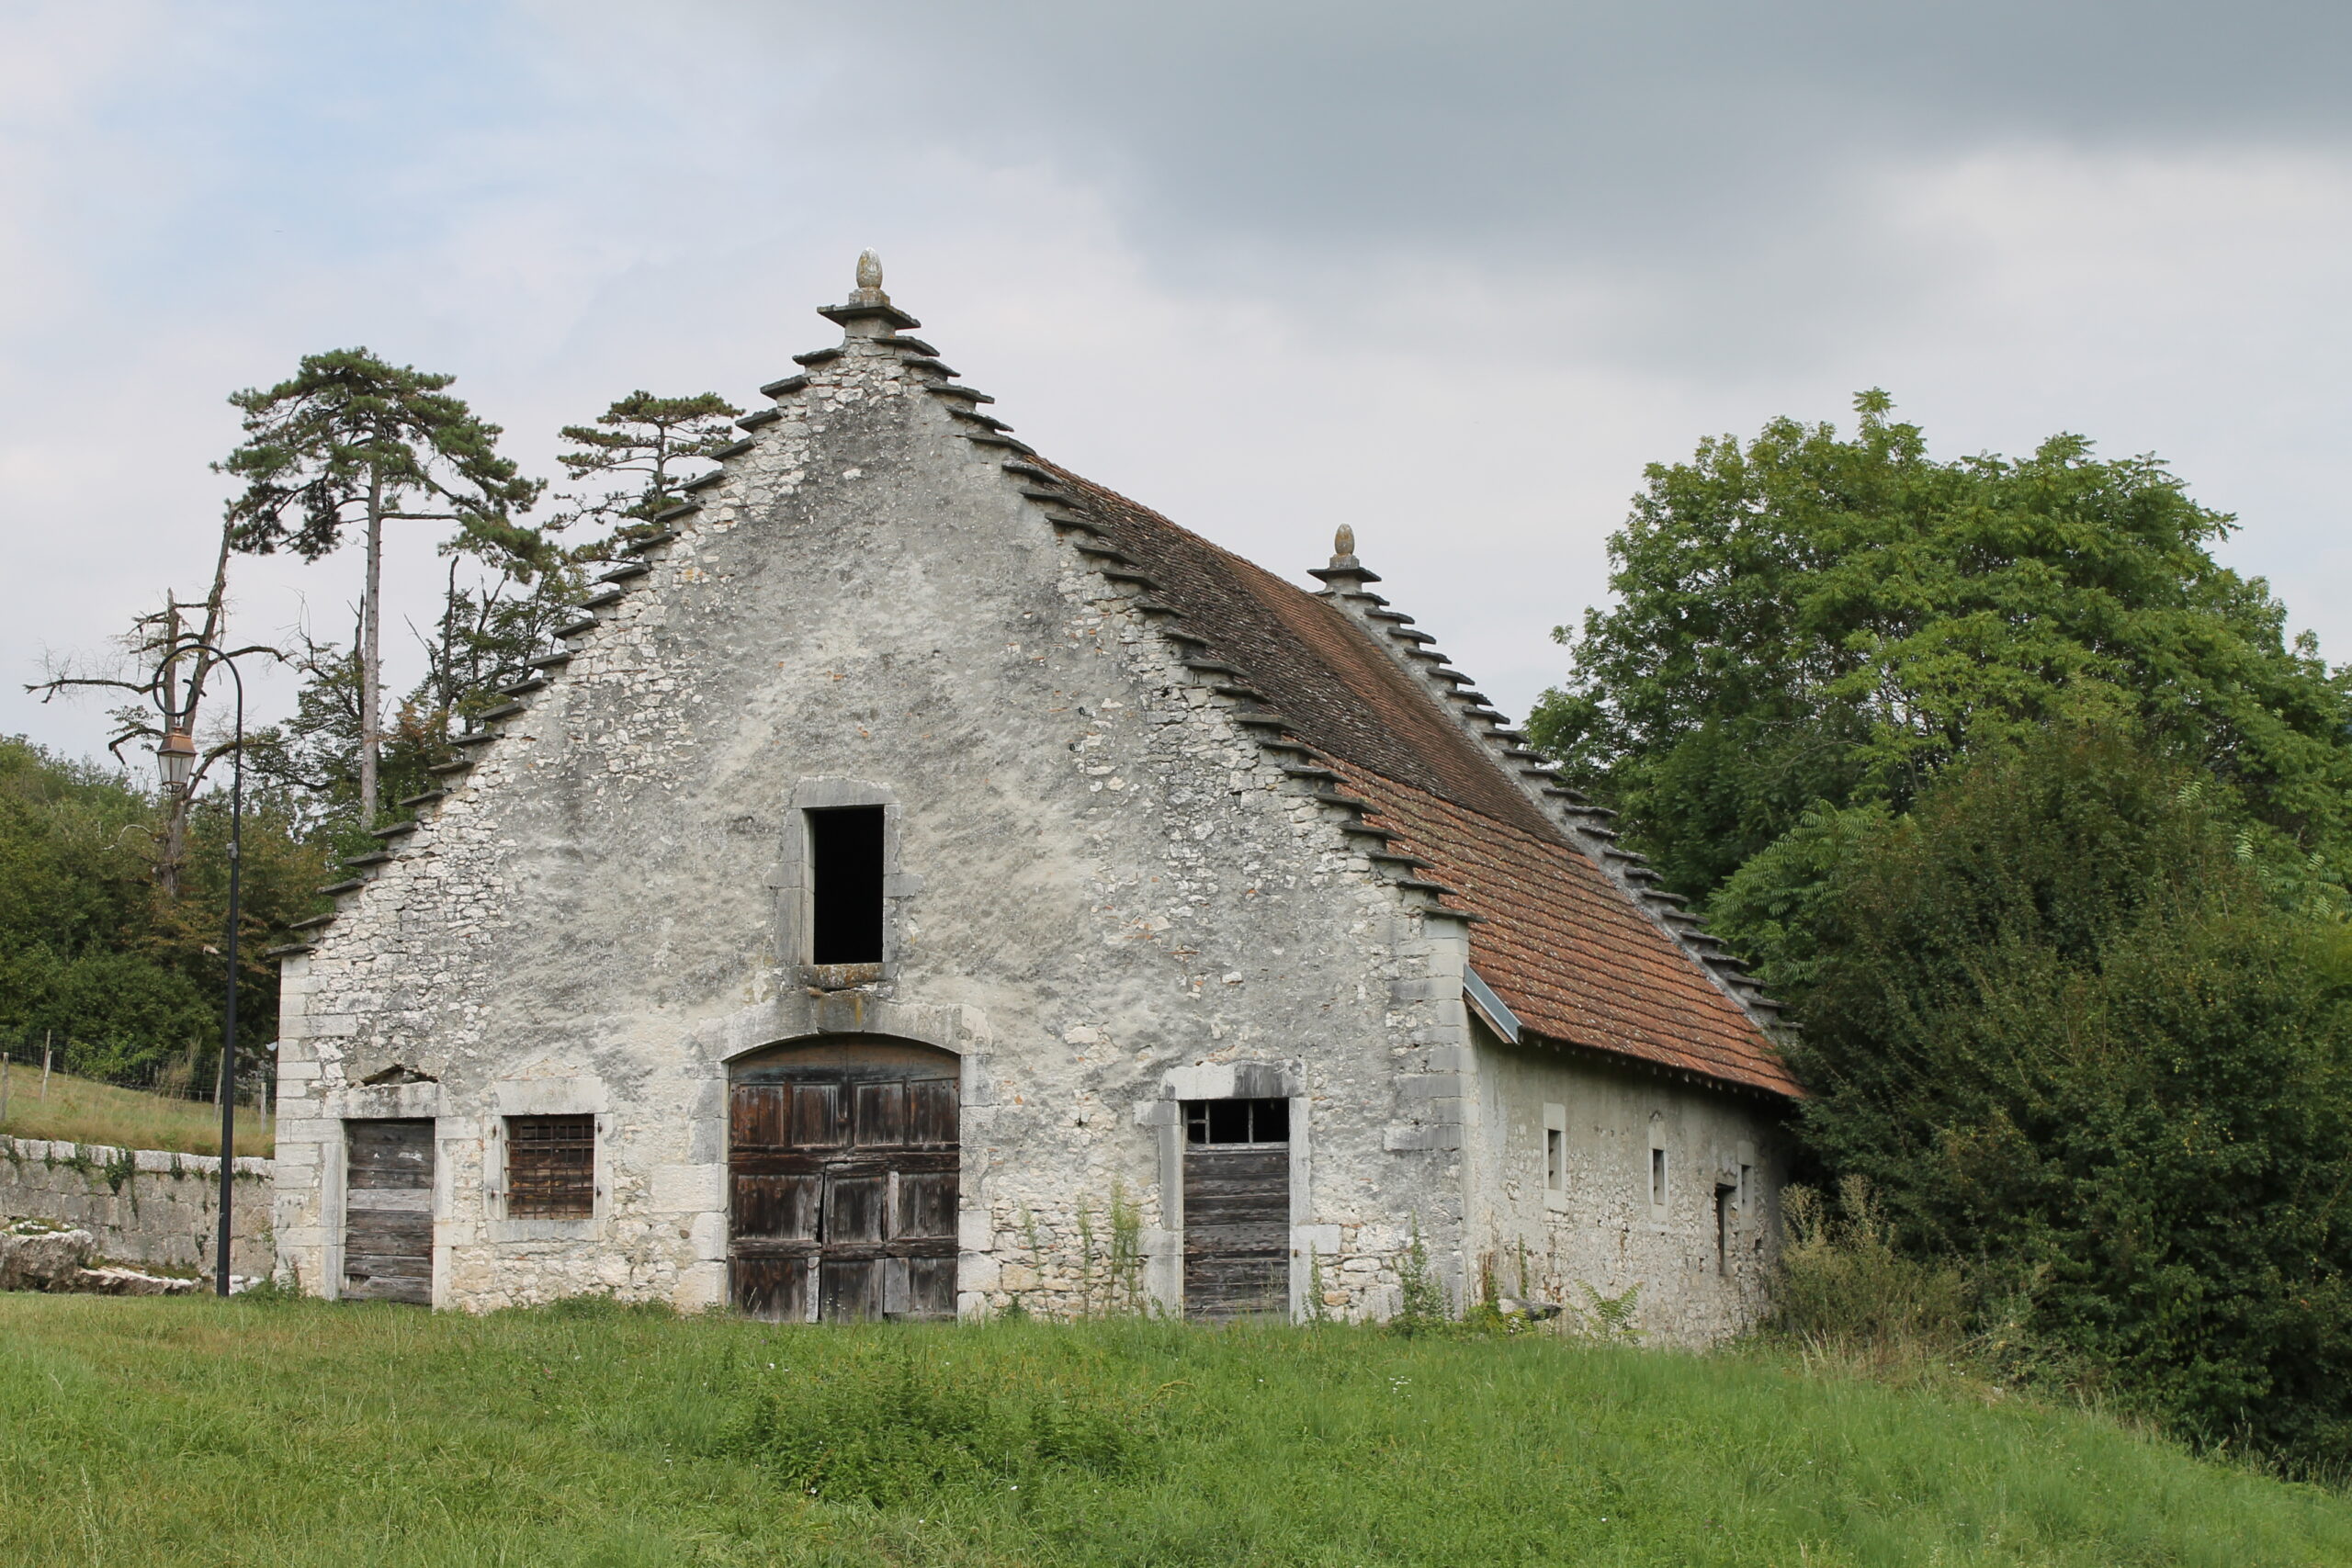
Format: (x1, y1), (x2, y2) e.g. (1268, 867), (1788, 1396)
(217, 349), (544, 823)
(554, 391), (742, 542)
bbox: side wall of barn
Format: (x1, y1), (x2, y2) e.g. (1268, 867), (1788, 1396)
(1460, 1018), (1790, 1346)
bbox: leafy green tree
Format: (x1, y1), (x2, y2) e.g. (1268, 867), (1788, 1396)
(1717, 728), (2352, 1468)
(1530, 393), (2352, 899)
(554, 390), (742, 541)
(0, 738), (326, 1081)
(218, 349), (545, 823)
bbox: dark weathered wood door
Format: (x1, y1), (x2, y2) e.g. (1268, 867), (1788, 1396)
(1183, 1099), (1291, 1319)
(729, 1041), (959, 1322)
(343, 1119), (434, 1304)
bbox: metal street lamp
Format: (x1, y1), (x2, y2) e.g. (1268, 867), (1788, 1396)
(154, 641), (247, 1299)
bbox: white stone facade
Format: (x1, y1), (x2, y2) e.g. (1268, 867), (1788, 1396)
(269, 279), (1792, 1343)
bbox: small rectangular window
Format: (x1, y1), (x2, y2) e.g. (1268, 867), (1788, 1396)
(1545, 1127), (1565, 1191)
(1650, 1146), (1668, 1208)
(1185, 1098), (1289, 1145)
(808, 806), (885, 964)
(507, 1115), (595, 1218)
(1715, 1183), (1736, 1275)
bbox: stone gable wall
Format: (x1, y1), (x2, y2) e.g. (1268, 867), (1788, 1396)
(272, 320), (1477, 1319)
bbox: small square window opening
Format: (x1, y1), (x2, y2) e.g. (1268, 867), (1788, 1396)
(1185, 1098), (1289, 1145)
(808, 806), (885, 964)
(507, 1115), (595, 1219)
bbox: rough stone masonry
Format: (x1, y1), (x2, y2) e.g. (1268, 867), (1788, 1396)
(266, 255), (1801, 1342)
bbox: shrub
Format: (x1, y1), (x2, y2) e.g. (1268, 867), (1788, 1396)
(1768, 1179), (1966, 1363)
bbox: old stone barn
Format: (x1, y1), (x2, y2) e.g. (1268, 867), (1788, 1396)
(267, 259), (1800, 1338)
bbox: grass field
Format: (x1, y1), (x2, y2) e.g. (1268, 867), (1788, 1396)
(0, 1068), (272, 1157)
(2, 1296), (2346, 1567)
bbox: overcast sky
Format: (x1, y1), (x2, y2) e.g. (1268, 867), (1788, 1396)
(6, 1), (2350, 768)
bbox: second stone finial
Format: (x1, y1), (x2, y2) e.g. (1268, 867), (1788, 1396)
(1331, 525), (1359, 567)
(854, 249), (887, 303)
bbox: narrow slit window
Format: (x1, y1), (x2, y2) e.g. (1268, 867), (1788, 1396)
(507, 1115), (595, 1218)
(808, 806), (885, 964)
(1650, 1146), (1668, 1208)
(1714, 1184), (1736, 1275)
(1545, 1127), (1565, 1192)
(1185, 1098), (1289, 1145)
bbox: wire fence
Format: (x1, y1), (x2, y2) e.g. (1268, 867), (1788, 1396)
(1, 1027), (278, 1121)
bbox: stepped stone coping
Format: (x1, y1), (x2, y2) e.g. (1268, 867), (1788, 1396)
(652, 500), (700, 523)
(888, 335), (941, 355)
(474, 701), (526, 723)
(793, 346), (842, 367)
(736, 407), (782, 430)
(580, 587), (628, 609)
(1182, 659), (1246, 678)
(961, 431), (1036, 455)
(684, 468), (730, 491)
(922, 383), (994, 404)
(900, 355), (958, 376)
(950, 410), (1015, 432)
(317, 878), (366, 897)
(497, 674), (548, 697)
(342, 850), (394, 870)
(624, 531), (681, 557)
(816, 299), (921, 332)
(369, 820), (418, 840)
(1368, 850), (1436, 870)
(708, 439), (756, 460)
(1099, 569), (1160, 589)
(551, 615), (599, 638)
(425, 758), (475, 777)
(1, 1137), (274, 1179)
(395, 788), (447, 809)
(597, 562), (651, 583)
(759, 373), (809, 398)
(524, 653), (571, 674)
(288, 912), (338, 931)
(450, 728), (499, 749)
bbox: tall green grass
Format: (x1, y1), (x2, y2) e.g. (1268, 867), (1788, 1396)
(0, 1294), (2345, 1567)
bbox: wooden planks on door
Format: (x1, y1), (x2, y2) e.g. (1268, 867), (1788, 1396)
(1182, 1145), (1289, 1319)
(729, 1043), (959, 1323)
(344, 1119), (434, 1303)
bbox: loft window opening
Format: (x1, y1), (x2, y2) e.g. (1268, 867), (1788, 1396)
(1185, 1098), (1289, 1145)
(808, 806), (886, 964)
(507, 1115), (595, 1219)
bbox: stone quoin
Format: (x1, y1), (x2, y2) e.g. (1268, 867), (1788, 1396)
(265, 254), (1801, 1337)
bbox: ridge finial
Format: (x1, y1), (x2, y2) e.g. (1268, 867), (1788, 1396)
(852, 249), (888, 306)
(1330, 525), (1359, 569)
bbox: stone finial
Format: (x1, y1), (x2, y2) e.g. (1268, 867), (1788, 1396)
(852, 249), (888, 306)
(1308, 522), (1379, 589)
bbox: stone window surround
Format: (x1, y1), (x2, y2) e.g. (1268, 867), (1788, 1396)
(483, 1079), (611, 1242)
(1542, 1100), (1569, 1213)
(770, 778), (925, 990)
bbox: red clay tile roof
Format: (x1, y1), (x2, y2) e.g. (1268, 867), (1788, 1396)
(1046, 463), (1802, 1100)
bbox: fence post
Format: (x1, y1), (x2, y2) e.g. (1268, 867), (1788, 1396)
(40, 1032), (51, 1100)
(2, 1053), (10, 1127)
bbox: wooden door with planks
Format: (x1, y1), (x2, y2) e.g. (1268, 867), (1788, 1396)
(728, 1040), (959, 1322)
(343, 1119), (435, 1303)
(1182, 1097), (1292, 1319)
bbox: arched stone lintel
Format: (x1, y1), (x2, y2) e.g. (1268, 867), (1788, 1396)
(717, 990), (989, 1065)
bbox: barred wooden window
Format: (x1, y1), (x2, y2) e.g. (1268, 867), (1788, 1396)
(507, 1115), (595, 1218)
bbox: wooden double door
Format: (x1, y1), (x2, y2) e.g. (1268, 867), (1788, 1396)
(729, 1040), (959, 1322)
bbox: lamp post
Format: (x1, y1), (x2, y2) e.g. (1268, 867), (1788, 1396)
(156, 640), (245, 1299)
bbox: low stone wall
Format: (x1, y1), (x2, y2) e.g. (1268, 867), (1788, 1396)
(0, 1137), (274, 1279)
